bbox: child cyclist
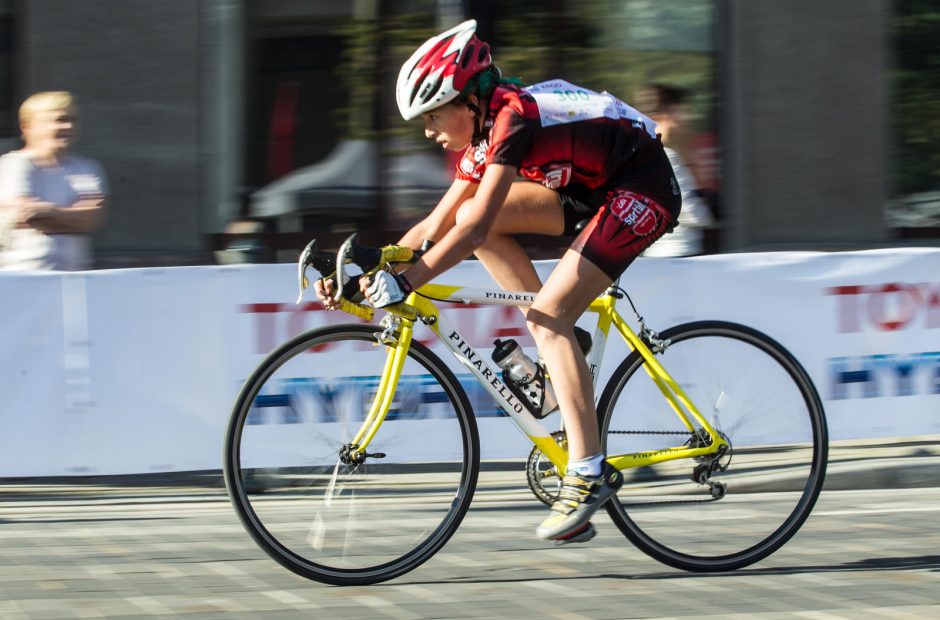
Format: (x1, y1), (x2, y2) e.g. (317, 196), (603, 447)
(317, 20), (681, 543)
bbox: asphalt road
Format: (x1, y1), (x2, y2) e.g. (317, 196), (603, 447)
(2, 467), (940, 619)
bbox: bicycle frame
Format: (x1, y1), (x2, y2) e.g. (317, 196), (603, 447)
(346, 282), (729, 473)
(231, 239), (828, 584)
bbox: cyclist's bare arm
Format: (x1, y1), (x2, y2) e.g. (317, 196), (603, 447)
(398, 164), (516, 290)
(315, 178), (478, 308)
(397, 177), (477, 250)
(316, 165), (513, 307)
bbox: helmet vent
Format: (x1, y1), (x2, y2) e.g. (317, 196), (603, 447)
(460, 45), (475, 69)
(420, 38), (451, 70)
(422, 73), (445, 104)
(410, 66), (432, 105)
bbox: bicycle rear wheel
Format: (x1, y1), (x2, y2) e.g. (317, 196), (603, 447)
(224, 324), (479, 585)
(599, 321), (827, 572)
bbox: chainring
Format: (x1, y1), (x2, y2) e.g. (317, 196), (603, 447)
(525, 431), (567, 506)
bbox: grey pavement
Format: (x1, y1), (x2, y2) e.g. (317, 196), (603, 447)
(822, 435), (940, 490)
(1, 436), (939, 619)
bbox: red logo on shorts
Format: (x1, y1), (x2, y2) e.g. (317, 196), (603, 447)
(610, 193), (658, 236)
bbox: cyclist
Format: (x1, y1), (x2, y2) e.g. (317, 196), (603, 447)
(317, 19), (681, 543)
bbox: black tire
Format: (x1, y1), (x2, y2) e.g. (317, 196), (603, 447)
(223, 324), (480, 585)
(598, 321), (827, 572)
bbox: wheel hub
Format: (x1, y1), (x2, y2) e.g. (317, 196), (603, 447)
(339, 443), (386, 465)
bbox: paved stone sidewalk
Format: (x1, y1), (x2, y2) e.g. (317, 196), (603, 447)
(1, 483), (940, 618)
(1, 436), (939, 618)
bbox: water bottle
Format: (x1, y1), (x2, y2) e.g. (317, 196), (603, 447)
(491, 339), (558, 418)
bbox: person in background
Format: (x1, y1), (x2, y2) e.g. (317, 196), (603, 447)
(0, 91), (107, 271)
(636, 84), (713, 257)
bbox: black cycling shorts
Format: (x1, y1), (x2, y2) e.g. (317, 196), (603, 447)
(569, 189), (676, 281)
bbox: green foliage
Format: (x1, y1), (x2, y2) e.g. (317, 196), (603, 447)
(336, 3), (717, 145)
(893, 1), (940, 195)
(337, 14), (446, 144)
(335, 19), (380, 141)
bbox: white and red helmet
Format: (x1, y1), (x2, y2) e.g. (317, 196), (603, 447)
(396, 19), (492, 120)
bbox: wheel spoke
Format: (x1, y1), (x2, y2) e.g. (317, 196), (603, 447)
(600, 321), (827, 571)
(224, 325), (479, 585)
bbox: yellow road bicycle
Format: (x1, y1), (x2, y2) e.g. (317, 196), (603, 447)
(223, 235), (828, 586)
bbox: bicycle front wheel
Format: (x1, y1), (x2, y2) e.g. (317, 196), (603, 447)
(223, 324), (480, 586)
(599, 321), (827, 572)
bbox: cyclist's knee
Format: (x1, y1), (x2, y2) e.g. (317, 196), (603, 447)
(526, 311), (574, 348)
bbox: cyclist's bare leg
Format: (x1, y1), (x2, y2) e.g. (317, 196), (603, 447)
(455, 181), (564, 307)
(525, 250), (613, 460)
(528, 251), (621, 542)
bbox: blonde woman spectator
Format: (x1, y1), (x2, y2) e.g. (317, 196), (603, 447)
(0, 91), (107, 270)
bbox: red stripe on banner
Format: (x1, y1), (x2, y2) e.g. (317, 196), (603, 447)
(494, 326), (525, 338)
(239, 303), (283, 313)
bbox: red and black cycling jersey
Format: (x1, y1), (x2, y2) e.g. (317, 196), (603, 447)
(455, 83), (681, 217)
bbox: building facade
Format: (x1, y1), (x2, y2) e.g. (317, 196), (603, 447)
(0, 0), (928, 267)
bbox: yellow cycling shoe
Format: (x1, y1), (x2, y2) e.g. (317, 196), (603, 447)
(536, 461), (623, 541)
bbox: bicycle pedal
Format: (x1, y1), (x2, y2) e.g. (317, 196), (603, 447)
(553, 521), (596, 546)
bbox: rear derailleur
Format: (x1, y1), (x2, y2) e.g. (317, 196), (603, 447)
(689, 430), (732, 499)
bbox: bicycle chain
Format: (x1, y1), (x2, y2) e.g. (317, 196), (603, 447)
(530, 430), (722, 508)
(608, 429), (693, 437)
(604, 428), (726, 508)
(620, 496), (720, 508)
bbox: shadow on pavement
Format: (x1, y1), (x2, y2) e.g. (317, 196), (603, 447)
(603, 554), (940, 580)
(393, 555), (940, 587)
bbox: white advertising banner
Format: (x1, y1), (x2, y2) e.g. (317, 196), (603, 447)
(0, 248), (937, 476)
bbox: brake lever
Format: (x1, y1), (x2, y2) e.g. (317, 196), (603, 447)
(296, 239), (318, 304)
(340, 233), (396, 304)
(296, 238), (341, 304)
(334, 235), (355, 303)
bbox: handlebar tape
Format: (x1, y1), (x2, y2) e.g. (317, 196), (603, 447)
(338, 298), (375, 321)
(381, 245), (415, 265)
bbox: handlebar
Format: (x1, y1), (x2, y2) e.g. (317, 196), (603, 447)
(296, 234), (424, 318)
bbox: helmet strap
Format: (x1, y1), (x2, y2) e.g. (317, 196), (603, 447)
(465, 96), (487, 146)
(459, 67), (524, 146)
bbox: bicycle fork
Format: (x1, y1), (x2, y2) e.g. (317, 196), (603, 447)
(340, 315), (416, 464)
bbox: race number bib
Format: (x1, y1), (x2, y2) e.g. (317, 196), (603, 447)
(525, 80), (658, 138)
